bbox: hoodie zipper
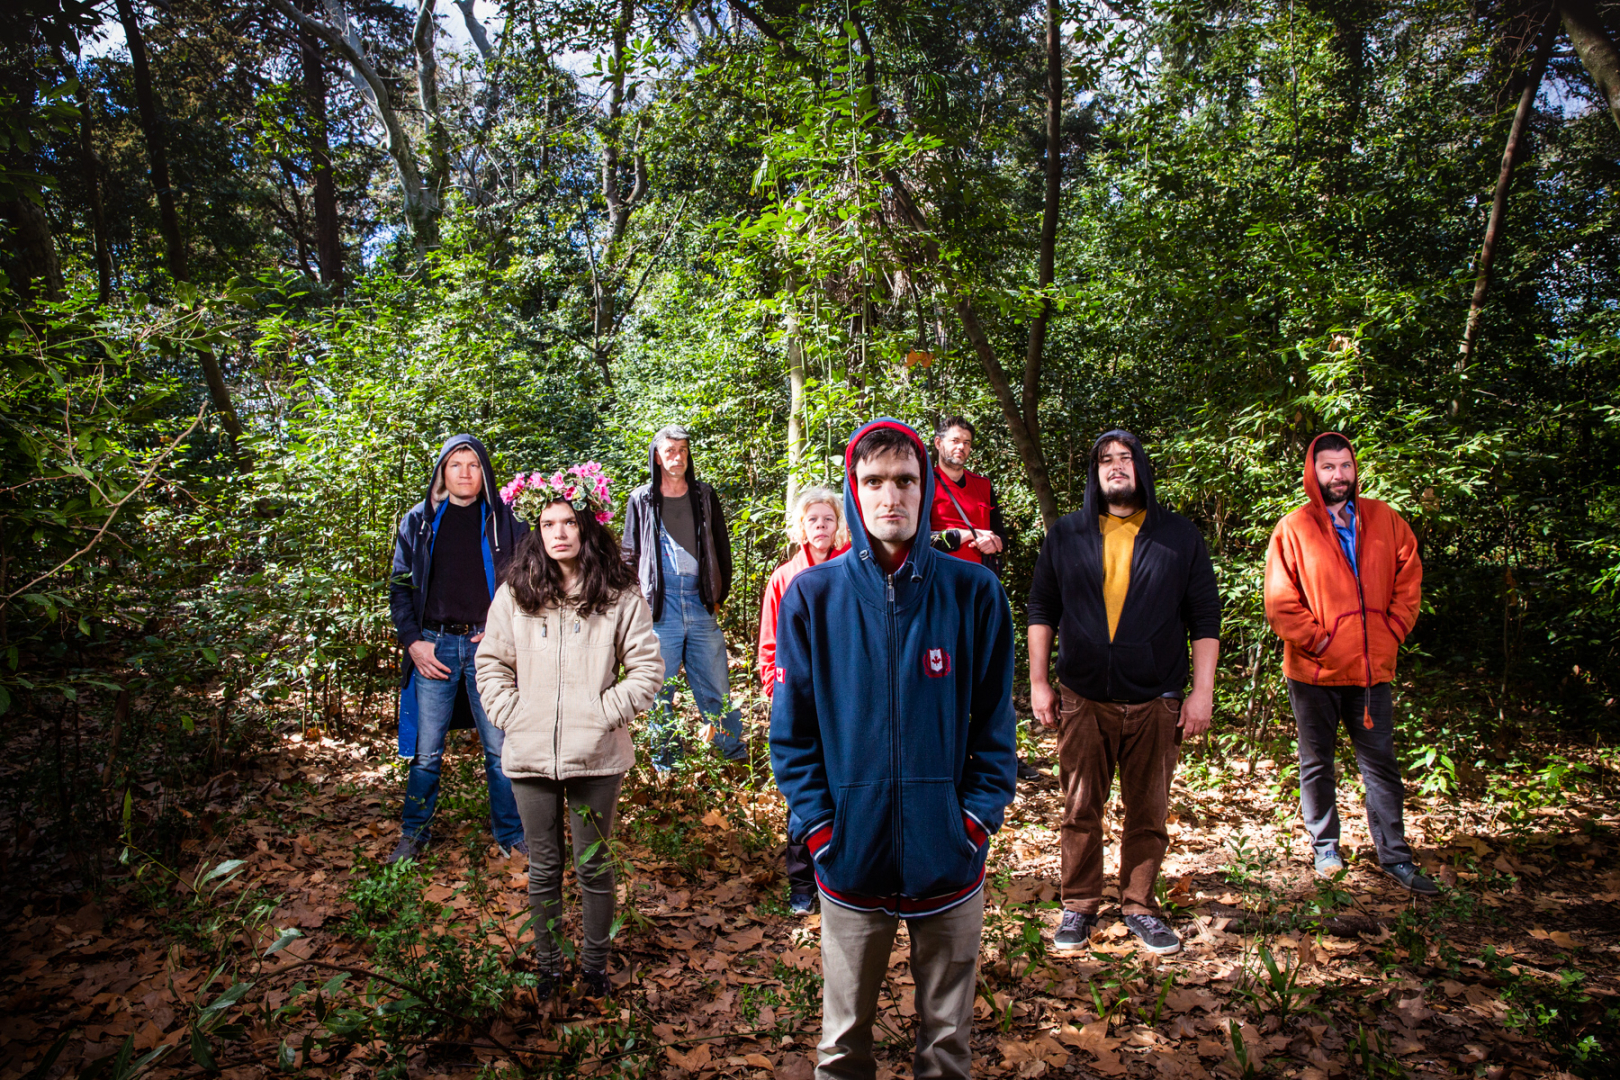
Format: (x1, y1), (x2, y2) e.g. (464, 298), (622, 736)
(886, 569), (901, 882)
(1329, 505), (1377, 730)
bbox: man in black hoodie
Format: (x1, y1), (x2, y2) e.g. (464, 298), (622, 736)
(621, 425), (743, 768)
(388, 435), (528, 864)
(1027, 430), (1222, 955)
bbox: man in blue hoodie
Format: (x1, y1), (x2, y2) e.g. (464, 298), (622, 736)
(387, 435), (528, 864)
(770, 419), (1016, 1080)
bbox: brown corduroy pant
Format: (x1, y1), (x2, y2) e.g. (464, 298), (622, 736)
(1056, 686), (1183, 916)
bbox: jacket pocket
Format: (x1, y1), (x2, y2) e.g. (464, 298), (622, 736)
(817, 781), (898, 897)
(1316, 612), (1367, 680)
(898, 779), (982, 899)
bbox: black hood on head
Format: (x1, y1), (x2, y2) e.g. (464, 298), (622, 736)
(647, 432), (699, 506)
(426, 433), (511, 552)
(1080, 428), (1161, 532)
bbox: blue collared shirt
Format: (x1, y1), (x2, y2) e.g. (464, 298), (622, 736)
(1331, 500), (1358, 577)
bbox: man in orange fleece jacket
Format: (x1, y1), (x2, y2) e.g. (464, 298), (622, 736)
(1264, 433), (1436, 895)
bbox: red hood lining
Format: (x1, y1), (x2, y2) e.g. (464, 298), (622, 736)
(844, 419), (930, 541)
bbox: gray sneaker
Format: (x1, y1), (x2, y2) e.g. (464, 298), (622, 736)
(1383, 862), (1440, 896)
(1124, 913), (1182, 955)
(385, 833), (429, 864)
(1314, 848), (1346, 878)
(1052, 910), (1097, 952)
(498, 839), (530, 859)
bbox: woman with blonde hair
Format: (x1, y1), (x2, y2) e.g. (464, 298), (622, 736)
(756, 484), (850, 914)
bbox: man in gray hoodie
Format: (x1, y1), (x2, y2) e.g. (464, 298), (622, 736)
(621, 425), (744, 768)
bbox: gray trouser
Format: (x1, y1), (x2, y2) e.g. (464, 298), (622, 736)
(1288, 679), (1413, 866)
(818, 890), (985, 1080)
(508, 772), (623, 973)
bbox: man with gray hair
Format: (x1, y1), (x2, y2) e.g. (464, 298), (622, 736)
(622, 425), (744, 769)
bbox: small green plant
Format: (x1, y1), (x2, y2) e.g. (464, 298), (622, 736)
(1086, 952), (1148, 1028)
(1227, 1019), (1259, 1079)
(1249, 945), (1316, 1020)
(1351, 1024), (1406, 1078)
(986, 900), (1051, 980)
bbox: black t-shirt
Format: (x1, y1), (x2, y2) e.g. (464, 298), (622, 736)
(424, 500), (491, 626)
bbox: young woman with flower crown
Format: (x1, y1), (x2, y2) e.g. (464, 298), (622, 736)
(475, 464), (664, 1002)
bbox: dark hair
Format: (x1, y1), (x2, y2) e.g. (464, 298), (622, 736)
(1093, 431), (1138, 462)
(851, 426), (923, 471)
(1311, 434), (1353, 461)
(507, 501), (638, 618)
(934, 415), (976, 440)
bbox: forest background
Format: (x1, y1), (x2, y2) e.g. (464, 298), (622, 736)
(2, 0), (1620, 1076)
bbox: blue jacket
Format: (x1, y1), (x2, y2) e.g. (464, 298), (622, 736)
(389, 434), (528, 756)
(768, 419), (1017, 916)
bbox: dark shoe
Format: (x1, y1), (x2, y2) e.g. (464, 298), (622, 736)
(1314, 848), (1346, 878)
(498, 839), (529, 859)
(1383, 862), (1440, 896)
(536, 970), (560, 1004)
(789, 892), (818, 916)
(579, 969), (612, 999)
(1124, 913), (1182, 955)
(1016, 758), (1045, 781)
(1052, 910), (1097, 952)
(385, 833), (429, 864)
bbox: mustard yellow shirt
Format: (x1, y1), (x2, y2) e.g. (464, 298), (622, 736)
(1100, 509), (1146, 641)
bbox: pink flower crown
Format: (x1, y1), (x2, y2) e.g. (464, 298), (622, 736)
(500, 461), (615, 526)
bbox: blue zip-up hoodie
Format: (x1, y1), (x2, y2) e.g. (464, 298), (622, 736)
(768, 419), (1017, 916)
(389, 434), (528, 757)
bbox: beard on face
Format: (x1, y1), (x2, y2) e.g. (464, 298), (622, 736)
(1322, 478), (1353, 503)
(1101, 476), (1139, 506)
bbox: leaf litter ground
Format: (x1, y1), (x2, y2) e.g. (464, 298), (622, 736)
(3, 702), (1618, 1079)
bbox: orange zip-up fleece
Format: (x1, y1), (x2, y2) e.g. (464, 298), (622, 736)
(1263, 433), (1422, 688)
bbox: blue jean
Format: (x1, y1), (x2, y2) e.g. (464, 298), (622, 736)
(1287, 679), (1413, 866)
(402, 630), (524, 847)
(649, 531), (745, 767)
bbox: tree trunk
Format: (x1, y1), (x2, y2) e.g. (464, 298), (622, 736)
(268, 0), (439, 255)
(588, 0), (643, 386)
(414, 0), (450, 202)
(956, 298), (1060, 527)
(72, 72), (112, 303)
(0, 198), (64, 302)
(1561, 0), (1620, 133)
(785, 296), (807, 513)
(1018, 0), (1063, 531)
(114, 0), (186, 283)
(300, 0), (342, 289)
(885, 176), (1061, 527)
(1458, 9), (1557, 371)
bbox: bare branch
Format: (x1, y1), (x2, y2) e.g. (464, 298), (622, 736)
(453, 0), (494, 62)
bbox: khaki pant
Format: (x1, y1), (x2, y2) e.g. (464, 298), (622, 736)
(1056, 687), (1182, 916)
(817, 891), (985, 1080)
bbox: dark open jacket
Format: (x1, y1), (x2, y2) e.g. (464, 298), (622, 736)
(620, 437), (732, 622)
(769, 418), (1016, 917)
(1027, 429), (1222, 703)
(389, 434), (527, 755)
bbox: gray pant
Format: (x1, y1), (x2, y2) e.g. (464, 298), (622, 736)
(1288, 679), (1413, 866)
(818, 890), (984, 1080)
(508, 772), (623, 973)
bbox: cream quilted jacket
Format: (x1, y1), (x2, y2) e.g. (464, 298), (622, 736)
(475, 583), (664, 779)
